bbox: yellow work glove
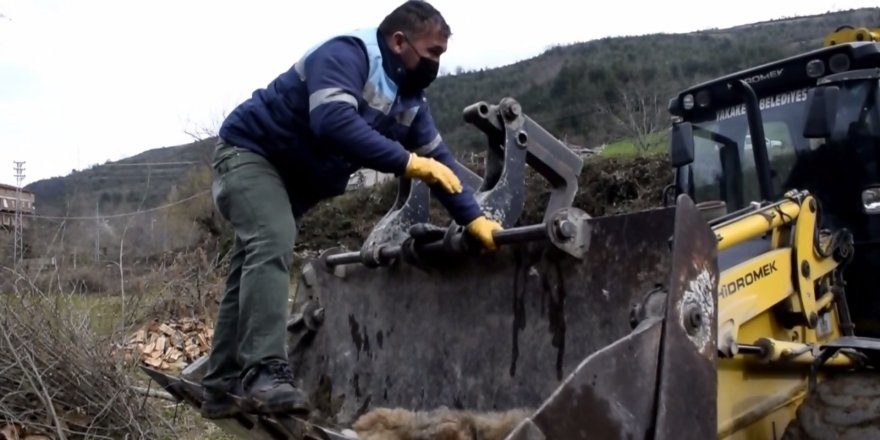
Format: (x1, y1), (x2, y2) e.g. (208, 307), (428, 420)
(466, 216), (503, 251)
(404, 153), (463, 194)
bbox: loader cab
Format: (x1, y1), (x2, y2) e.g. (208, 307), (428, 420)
(668, 42), (880, 212)
(667, 40), (880, 334)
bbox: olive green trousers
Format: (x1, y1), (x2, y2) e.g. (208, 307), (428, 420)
(201, 139), (296, 392)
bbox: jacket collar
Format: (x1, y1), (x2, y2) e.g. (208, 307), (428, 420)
(376, 29), (410, 92)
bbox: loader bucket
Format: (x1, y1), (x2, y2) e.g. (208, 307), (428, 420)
(287, 204), (676, 418)
(142, 97), (719, 439)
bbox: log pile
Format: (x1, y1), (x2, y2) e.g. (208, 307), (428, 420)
(121, 317), (214, 371)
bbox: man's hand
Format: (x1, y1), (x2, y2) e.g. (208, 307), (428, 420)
(404, 153), (463, 194)
(466, 216), (503, 251)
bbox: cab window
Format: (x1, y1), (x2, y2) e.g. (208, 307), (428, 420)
(689, 88), (811, 210)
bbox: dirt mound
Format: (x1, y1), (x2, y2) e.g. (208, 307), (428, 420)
(297, 153), (673, 251)
(522, 153), (672, 224)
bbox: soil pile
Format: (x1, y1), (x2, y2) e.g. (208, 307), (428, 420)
(297, 153), (673, 251)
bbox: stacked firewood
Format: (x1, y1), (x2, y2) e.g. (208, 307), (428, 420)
(121, 317), (214, 371)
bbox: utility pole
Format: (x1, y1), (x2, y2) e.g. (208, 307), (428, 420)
(95, 200), (100, 265)
(13, 161), (25, 268)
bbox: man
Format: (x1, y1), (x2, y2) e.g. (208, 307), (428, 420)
(200, 0), (503, 419)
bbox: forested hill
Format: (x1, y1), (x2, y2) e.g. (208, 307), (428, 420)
(24, 7), (880, 219)
(426, 7), (880, 151)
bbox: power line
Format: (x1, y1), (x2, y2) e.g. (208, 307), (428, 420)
(24, 189), (211, 221)
(100, 161), (200, 167)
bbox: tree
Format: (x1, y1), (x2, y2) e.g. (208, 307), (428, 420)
(598, 80), (668, 152)
(182, 108), (228, 144)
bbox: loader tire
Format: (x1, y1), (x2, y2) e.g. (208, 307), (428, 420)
(782, 371), (880, 440)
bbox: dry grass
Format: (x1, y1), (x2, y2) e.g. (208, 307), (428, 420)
(0, 284), (166, 439)
(0, 244), (231, 439)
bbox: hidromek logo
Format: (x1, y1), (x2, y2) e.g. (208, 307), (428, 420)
(719, 261), (778, 298)
(743, 68), (784, 84)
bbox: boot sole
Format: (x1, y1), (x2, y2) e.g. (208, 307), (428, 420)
(242, 395), (312, 415)
(206, 396), (310, 418)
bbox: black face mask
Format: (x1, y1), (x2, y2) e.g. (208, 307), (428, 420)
(404, 55), (439, 92)
(400, 35), (439, 94)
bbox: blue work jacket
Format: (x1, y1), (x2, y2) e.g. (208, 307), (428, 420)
(218, 27), (482, 225)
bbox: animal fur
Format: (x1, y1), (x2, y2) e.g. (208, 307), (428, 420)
(351, 406), (532, 440)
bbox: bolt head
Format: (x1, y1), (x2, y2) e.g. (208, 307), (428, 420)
(555, 219), (575, 240)
(686, 306), (703, 335)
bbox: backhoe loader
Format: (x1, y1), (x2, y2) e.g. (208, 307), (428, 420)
(143, 26), (880, 439)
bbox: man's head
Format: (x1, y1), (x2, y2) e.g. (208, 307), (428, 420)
(379, 1), (451, 92)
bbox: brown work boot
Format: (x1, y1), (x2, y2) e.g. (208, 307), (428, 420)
(241, 359), (312, 415)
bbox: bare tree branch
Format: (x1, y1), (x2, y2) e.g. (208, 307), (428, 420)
(598, 81), (667, 151)
(182, 108), (229, 143)
(0, 286), (165, 439)
(129, 386), (176, 402)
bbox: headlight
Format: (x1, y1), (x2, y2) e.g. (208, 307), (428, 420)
(696, 90), (711, 108)
(829, 53), (851, 73)
(862, 186), (880, 214)
(806, 59), (825, 78)
(683, 94), (694, 110)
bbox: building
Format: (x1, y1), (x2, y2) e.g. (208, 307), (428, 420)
(347, 169), (394, 190)
(0, 183), (35, 230)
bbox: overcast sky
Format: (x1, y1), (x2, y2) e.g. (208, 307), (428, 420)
(1, 0), (876, 186)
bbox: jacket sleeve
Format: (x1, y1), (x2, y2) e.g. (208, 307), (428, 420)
(406, 99), (484, 226)
(303, 37), (412, 175)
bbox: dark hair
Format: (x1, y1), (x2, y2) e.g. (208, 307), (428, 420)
(378, 1), (451, 39)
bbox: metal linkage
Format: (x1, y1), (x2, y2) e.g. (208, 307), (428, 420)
(355, 165), (483, 268)
(350, 97), (584, 268)
(327, 223), (549, 267)
(356, 177), (431, 268)
(462, 97), (583, 226)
